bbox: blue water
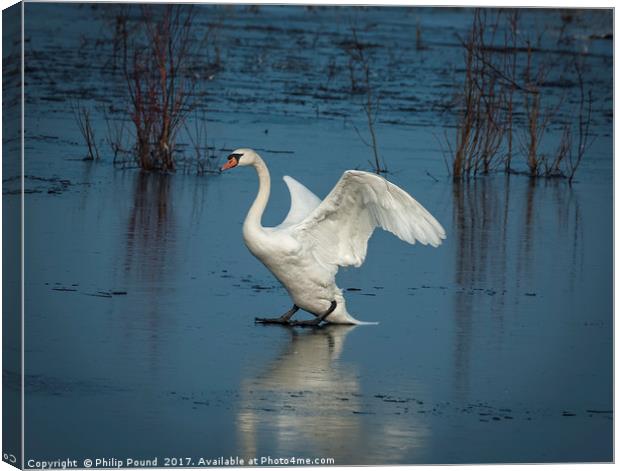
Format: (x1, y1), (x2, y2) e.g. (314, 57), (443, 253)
(5, 3), (613, 465)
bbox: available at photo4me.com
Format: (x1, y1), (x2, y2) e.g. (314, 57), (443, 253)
(22, 456), (336, 468)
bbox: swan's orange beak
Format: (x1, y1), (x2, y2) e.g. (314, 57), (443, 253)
(221, 157), (238, 171)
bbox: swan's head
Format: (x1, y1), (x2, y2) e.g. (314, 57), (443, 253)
(221, 148), (258, 171)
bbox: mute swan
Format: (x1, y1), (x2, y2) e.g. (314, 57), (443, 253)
(221, 148), (446, 325)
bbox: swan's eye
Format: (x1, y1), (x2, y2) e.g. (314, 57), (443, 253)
(221, 153), (244, 171)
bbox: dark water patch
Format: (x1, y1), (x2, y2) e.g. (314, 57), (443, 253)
(583, 321), (605, 327)
(253, 148), (295, 155)
(251, 284), (276, 291)
(17, 372), (129, 396)
(3, 175), (88, 195)
(363, 391), (610, 426)
(589, 32), (613, 40)
(84, 292), (113, 298)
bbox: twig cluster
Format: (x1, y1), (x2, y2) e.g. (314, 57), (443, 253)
(450, 10), (509, 178)
(72, 101), (101, 161)
(183, 109), (220, 175)
(448, 9), (594, 182)
(102, 5), (204, 172)
(341, 26), (387, 174)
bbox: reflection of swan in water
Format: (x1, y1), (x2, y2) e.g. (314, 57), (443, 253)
(237, 326), (428, 464)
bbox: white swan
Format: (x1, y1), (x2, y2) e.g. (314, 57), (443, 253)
(221, 148), (446, 325)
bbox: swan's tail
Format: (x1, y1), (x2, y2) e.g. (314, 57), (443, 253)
(326, 296), (378, 325)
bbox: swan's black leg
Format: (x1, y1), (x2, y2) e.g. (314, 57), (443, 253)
(255, 305), (299, 325)
(289, 301), (337, 328)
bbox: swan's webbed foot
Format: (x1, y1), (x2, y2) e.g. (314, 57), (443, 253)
(255, 316), (290, 325)
(255, 305), (299, 325)
(289, 301), (337, 328)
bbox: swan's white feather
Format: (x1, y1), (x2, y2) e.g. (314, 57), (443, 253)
(229, 148), (445, 325)
(277, 175), (322, 229)
(290, 170), (446, 277)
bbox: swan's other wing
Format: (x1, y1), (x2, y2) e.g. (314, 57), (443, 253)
(277, 175), (322, 229)
(292, 170), (446, 274)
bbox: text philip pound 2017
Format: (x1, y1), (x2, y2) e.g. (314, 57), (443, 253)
(25, 456), (335, 468)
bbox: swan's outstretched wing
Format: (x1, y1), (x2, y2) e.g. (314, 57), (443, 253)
(276, 175), (322, 229)
(292, 170), (446, 275)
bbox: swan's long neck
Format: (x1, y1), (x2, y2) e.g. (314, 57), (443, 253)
(243, 155), (270, 234)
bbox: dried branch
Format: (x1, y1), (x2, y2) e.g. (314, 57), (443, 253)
(72, 100), (100, 161)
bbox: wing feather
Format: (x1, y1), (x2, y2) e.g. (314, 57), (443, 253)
(292, 170), (446, 275)
(277, 175), (322, 229)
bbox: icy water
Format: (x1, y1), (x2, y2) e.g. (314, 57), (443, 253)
(3, 3), (613, 465)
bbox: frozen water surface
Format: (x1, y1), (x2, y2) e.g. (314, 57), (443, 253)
(4, 3), (612, 465)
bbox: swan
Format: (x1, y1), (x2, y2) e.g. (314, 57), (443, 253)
(221, 148), (446, 325)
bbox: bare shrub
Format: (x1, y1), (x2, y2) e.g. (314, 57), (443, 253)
(342, 26), (387, 174)
(552, 60), (594, 183)
(503, 10), (519, 172)
(451, 10), (507, 179)
(518, 37), (593, 180)
(72, 101), (100, 161)
(520, 39), (564, 177)
(103, 108), (132, 167)
(110, 5), (200, 172)
(184, 109), (219, 176)
(449, 9), (594, 182)
(416, 19), (424, 51)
